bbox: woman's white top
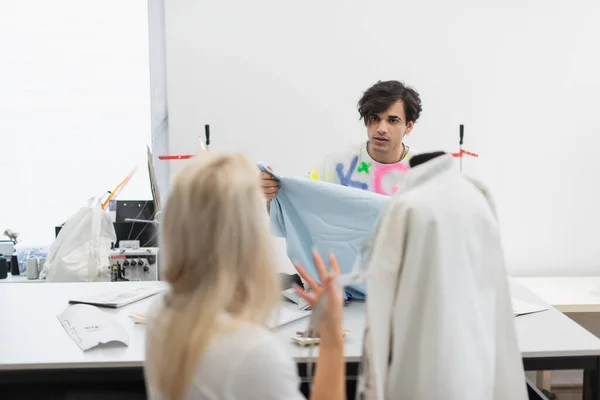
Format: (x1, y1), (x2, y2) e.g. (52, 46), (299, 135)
(146, 321), (305, 400)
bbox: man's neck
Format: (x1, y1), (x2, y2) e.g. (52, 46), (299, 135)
(367, 142), (405, 164)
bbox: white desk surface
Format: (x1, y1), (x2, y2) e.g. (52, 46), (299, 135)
(2, 280), (600, 371)
(0, 273), (42, 283)
(278, 300), (365, 362)
(513, 276), (600, 313)
(510, 279), (600, 358)
(0, 281), (165, 371)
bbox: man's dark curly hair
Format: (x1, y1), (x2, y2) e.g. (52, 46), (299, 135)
(358, 80), (422, 126)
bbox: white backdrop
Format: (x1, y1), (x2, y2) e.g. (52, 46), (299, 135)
(163, 0), (600, 276)
(0, 1), (152, 246)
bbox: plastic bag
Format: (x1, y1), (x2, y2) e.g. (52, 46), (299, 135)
(40, 197), (116, 282)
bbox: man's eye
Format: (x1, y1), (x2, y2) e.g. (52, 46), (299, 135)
(369, 115), (379, 122)
(389, 118), (399, 124)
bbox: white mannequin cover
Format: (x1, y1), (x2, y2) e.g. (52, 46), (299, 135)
(362, 154), (527, 400)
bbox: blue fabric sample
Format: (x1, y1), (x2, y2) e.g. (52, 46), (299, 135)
(259, 164), (389, 299)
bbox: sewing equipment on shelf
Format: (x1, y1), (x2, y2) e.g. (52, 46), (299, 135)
(106, 248), (159, 282)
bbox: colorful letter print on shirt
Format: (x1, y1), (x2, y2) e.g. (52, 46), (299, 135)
(308, 142), (416, 196)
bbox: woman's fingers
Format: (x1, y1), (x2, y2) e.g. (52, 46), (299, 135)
(324, 257), (342, 301)
(296, 251), (342, 302)
(328, 253), (341, 278)
(295, 264), (320, 294)
(293, 284), (316, 307)
(323, 273), (338, 295)
(313, 249), (329, 282)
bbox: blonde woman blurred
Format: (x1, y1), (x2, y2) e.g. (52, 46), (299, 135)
(145, 153), (345, 400)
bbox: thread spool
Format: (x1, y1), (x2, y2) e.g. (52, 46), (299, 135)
(10, 253), (25, 272)
(27, 257), (39, 280)
(10, 254), (19, 276)
(37, 256), (47, 274)
(0, 256), (7, 279)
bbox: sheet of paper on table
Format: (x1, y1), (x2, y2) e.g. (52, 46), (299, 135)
(58, 304), (129, 351)
(512, 299), (549, 317)
(68, 286), (164, 309)
(281, 287), (311, 311)
(268, 305), (311, 329)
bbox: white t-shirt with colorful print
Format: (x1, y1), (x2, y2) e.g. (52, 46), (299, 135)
(308, 141), (417, 196)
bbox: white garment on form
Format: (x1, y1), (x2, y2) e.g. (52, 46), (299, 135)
(363, 155), (528, 400)
(146, 321), (304, 400)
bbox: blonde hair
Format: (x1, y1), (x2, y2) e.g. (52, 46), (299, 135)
(145, 152), (280, 400)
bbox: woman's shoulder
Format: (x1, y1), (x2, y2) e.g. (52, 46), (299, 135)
(208, 321), (292, 369)
(213, 320), (276, 351)
(187, 321), (303, 399)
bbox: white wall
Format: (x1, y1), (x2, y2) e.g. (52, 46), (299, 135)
(163, 0), (600, 276)
(0, 1), (152, 246)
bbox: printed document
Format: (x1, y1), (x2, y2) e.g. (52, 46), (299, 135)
(58, 304), (129, 351)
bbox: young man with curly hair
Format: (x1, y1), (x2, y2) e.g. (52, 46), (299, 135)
(262, 80), (423, 199)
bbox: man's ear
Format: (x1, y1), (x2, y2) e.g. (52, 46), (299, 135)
(405, 121), (415, 134)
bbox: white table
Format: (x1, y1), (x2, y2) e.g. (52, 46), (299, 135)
(278, 301), (365, 363)
(514, 276), (600, 313)
(0, 281), (359, 369)
(511, 279), (600, 399)
(513, 277), (600, 391)
(511, 280), (600, 359)
(0, 281), (164, 371)
(0, 273), (42, 283)
(2, 281), (600, 400)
